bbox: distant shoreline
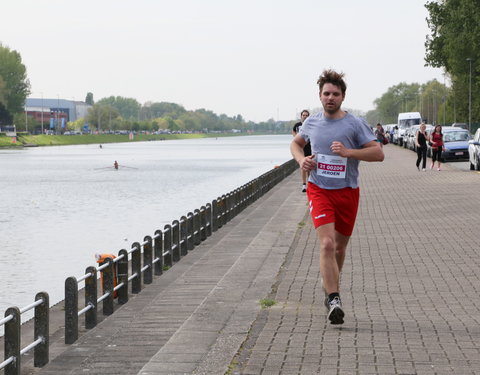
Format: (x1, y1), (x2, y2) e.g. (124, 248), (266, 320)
(0, 132), (277, 148)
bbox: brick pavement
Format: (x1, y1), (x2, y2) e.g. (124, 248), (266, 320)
(22, 143), (480, 374)
(231, 144), (480, 375)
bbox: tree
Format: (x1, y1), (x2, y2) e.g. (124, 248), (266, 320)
(164, 116), (179, 131)
(97, 96), (141, 120)
(0, 76), (11, 125)
(425, 0), (480, 124)
(0, 102), (13, 125)
(371, 82), (422, 124)
(143, 102), (186, 120)
(86, 104), (120, 130)
(420, 79), (449, 125)
(0, 43), (30, 122)
(85, 92), (94, 105)
(0, 76), (7, 106)
(178, 112), (201, 131)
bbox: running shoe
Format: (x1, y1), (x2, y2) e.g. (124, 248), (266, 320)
(327, 296), (344, 325)
(302, 184), (306, 192)
(324, 296), (329, 311)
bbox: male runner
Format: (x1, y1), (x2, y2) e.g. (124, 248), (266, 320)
(290, 69), (384, 324)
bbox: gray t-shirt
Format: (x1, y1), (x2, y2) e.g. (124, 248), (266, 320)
(299, 112), (375, 189)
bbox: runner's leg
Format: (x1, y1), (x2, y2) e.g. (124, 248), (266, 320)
(334, 231), (351, 288)
(317, 223), (339, 294)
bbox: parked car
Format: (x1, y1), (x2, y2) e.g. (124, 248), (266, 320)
(468, 128), (480, 170)
(405, 125), (420, 151)
(428, 127), (471, 161)
(405, 124), (433, 152)
(451, 123), (469, 130)
(397, 112), (422, 146)
(383, 124), (397, 143)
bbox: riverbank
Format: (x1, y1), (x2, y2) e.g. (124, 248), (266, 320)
(0, 132), (272, 148)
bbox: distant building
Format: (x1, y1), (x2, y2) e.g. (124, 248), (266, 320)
(25, 98), (92, 123)
(25, 107), (67, 123)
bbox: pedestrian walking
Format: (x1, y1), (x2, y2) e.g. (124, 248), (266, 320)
(415, 123), (428, 171)
(374, 123), (386, 146)
(429, 125), (444, 171)
(292, 110), (311, 192)
(290, 69), (384, 325)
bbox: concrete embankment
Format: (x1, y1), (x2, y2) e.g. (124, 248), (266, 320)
(14, 160), (306, 375)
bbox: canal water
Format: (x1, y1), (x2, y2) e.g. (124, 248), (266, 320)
(0, 135), (293, 321)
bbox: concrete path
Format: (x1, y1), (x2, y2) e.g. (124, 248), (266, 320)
(24, 144), (480, 374)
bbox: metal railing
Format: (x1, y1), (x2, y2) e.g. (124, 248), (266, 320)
(0, 293), (49, 375)
(1, 158), (297, 372)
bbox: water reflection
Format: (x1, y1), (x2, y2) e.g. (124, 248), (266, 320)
(0, 135), (292, 316)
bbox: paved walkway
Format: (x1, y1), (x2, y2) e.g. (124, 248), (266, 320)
(24, 144), (480, 374)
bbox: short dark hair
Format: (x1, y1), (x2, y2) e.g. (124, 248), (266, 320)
(300, 109), (310, 116)
(317, 69), (347, 95)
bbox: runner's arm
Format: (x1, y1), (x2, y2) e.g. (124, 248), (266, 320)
(291, 135), (316, 171)
(331, 140), (384, 162)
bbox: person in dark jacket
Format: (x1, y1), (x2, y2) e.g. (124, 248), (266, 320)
(415, 123), (428, 171)
(292, 109), (311, 192)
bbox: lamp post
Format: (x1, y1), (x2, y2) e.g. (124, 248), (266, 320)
(41, 93), (44, 134)
(57, 94), (60, 134)
(443, 72), (447, 125)
(467, 58), (473, 133)
(24, 105), (28, 133)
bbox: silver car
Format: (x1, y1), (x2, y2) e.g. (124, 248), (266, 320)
(468, 128), (480, 170)
(405, 125), (421, 151)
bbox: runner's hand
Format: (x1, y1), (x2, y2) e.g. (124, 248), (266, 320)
(300, 155), (316, 171)
(331, 141), (349, 157)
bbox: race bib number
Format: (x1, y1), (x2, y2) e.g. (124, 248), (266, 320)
(316, 154), (347, 179)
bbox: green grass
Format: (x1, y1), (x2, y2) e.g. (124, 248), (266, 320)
(259, 298), (277, 309)
(0, 135), (22, 147)
(3, 132), (261, 148)
(225, 358), (239, 375)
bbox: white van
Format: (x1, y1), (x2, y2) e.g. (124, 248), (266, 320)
(397, 112), (422, 146)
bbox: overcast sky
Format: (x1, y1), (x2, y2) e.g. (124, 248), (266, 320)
(1, 0), (444, 122)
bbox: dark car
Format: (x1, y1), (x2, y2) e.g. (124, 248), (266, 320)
(428, 127), (471, 161)
(468, 128), (480, 170)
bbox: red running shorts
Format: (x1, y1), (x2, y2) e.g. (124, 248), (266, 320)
(306, 182), (360, 236)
